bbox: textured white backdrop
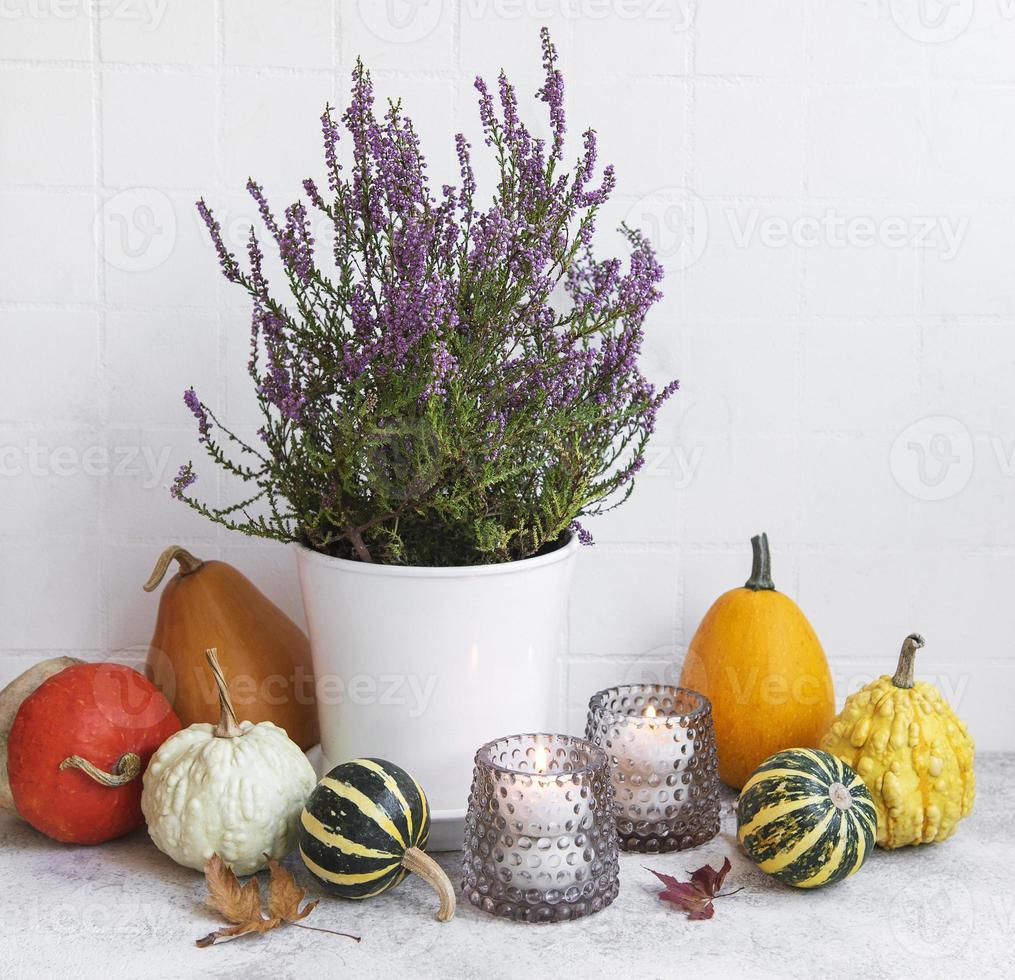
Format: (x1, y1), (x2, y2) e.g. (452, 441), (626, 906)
(1, 1), (1012, 748)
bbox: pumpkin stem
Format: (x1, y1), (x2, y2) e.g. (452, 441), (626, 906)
(892, 633), (925, 689)
(143, 545), (204, 592)
(400, 846), (456, 922)
(206, 648), (242, 738)
(59, 752), (141, 787)
(744, 532), (775, 591)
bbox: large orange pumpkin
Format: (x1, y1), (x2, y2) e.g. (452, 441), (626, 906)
(679, 533), (834, 788)
(143, 545), (319, 749)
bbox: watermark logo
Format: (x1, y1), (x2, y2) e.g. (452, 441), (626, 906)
(358, 0), (444, 44)
(643, 443), (704, 489)
(889, 0), (975, 44)
(201, 202), (335, 258)
(626, 188), (709, 272)
(889, 875), (975, 957)
(838, 666), (970, 707)
(1, 899), (168, 937)
(618, 657), (681, 690)
(0, 1), (170, 33)
(725, 208), (968, 261)
(89, 657), (179, 730)
(0, 438), (172, 488)
(141, 654), (440, 720)
(890, 416), (974, 501)
(316, 672), (438, 718)
(96, 188), (176, 273)
(459, 0), (695, 31)
(361, 419), (449, 502)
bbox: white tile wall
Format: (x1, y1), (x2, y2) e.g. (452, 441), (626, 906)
(1, 1), (1013, 750)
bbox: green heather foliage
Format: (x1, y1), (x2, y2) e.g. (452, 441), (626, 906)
(176, 31), (676, 566)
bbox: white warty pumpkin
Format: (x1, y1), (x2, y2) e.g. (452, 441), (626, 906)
(141, 649), (317, 875)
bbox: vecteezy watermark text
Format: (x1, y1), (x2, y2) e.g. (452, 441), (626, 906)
(0, 0), (169, 31)
(726, 208), (969, 261)
(627, 191), (969, 272)
(0, 439), (171, 488)
(356, 0), (695, 45)
(148, 661), (441, 720)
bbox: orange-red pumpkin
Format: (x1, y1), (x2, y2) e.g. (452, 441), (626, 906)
(7, 662), (180, 844)
(144, 545), (319, 749)
(0, 656), (82, 814)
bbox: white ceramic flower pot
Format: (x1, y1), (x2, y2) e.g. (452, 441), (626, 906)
(294, 534), (579, 851)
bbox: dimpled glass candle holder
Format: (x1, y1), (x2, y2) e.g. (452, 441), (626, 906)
(462, 733), (619, 922)
(586, 685), (720, 853)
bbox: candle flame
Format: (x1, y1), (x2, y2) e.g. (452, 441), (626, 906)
(533, 745), (550, 772)
(644, 704), (657, 718)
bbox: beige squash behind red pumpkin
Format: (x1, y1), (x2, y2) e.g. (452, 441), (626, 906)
(144, 545), (319, 750)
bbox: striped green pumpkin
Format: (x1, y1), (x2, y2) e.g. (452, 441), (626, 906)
(737, 748), (876, 889)
(299, 758), (430, 898)
(298, 758), (455, 920)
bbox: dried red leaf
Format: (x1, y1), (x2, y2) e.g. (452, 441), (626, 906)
(646, 857), (739, 921)
(689, 856), (732, 897)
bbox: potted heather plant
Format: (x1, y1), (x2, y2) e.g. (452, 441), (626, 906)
(176, 30), (675, 846)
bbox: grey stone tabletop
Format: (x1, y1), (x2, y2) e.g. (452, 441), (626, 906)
(1, 754), (1012, 980)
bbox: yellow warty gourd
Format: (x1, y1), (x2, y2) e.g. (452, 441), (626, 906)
(820, 633), (975, 849)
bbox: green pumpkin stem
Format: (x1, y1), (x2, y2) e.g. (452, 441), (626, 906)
(891, 633), (925, 689)
(744, 533), (775, 591)
(401, 846), (456, 922)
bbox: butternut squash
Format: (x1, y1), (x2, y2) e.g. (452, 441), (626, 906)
(143, 545), (318, 749)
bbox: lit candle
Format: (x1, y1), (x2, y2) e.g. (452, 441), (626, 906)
(498, 743), (591, 894)
(613, 704), (691, 824)
(509, 745), (590, 838)
(586, 685), (720, 852)
(464, 733), (620, 920)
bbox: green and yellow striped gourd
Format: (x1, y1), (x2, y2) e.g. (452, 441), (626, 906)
(298, 758), (455, 921)
(736, 748), (876, 889)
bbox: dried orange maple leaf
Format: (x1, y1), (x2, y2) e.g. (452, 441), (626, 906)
(265, 854), (318, 923)
(195, 853), (358, 948)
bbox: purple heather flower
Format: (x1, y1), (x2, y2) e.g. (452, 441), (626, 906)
(616, 455), (646, 484)
(196, 199), (239, 282)
(498, 71), (520, 141)
(321, 104), (342, 190)
(170, 462), (196, 499)
(455, 133), (476, 202)
(302, 177), (327, 212)
(281, 201), (315, 284)
(474, 76), (496, 143)
(421, 336), (458, 401)
(181, 31), (677, 562)
(537, 27), (565, 162)
(247, 178), (281, 243)
(246, 227), (267, 297)
(569, 520), (594, 547)
(183, 387), (211, 441)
